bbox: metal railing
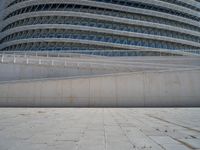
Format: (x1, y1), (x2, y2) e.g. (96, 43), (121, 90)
(0, 49), (199, 57)
(0, 53), (139, 72)
(0, 50), (106, 58)
(1, 51), (199, 73)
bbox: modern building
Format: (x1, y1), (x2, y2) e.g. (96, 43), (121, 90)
(0, 0), (200, 56)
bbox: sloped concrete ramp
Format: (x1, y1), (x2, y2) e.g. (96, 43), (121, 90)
(0, 69), (199, 107)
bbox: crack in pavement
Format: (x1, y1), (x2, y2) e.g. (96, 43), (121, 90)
(147, 114), (200, 133)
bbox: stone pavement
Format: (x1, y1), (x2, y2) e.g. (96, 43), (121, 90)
(0, 108), (200, 150)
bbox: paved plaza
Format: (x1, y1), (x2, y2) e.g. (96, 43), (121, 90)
(0, 108), (200, 150)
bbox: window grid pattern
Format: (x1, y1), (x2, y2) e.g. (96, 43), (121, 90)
(2, 42), (123, 51)
(1, 43), (189, 56)
(4, 4), (200, 33)
(91, 0), (199, 21)
(6, 0), (200, 20)
(1, 0), (200, 55)
(1, 16), (200, 43)
(1, 29), (198, 50)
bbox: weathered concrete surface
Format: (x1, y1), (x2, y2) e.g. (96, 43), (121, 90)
(0, 63), (116, 81)
(0, 69), (199, 107)
(0, 108), (200, 150)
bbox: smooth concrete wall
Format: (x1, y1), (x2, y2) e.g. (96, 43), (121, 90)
(0, 63), (115, 81)
(0, 69), (199, 107)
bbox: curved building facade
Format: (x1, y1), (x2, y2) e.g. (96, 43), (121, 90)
(0, 0), (200, 56)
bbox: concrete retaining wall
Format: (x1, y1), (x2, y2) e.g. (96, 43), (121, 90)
(0, 69), (200, 107)
(0, 63), (114, 81)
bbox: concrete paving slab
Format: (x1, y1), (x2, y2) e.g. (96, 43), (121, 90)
(179, 138), (200, 149)
(161, 144), (191, 150)
(150, 136), (180, 145)
(0, 108), (200, 150)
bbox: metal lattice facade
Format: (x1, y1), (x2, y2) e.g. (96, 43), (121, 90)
(0, 0), (200, 56)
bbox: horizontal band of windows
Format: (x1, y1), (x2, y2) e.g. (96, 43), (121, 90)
(1, 30), (198, 50)
(4, 4), (200, 33)
(2, 41), (199, 55)
(7, 0), (200, 12)
(2, 17), (200, 43)
(2, 42), (125, 51)
(6, 0), (199, 21)
(91, 0), (199, 21)
(2, 48), (184, 56)
(159, 0), (200, 11)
